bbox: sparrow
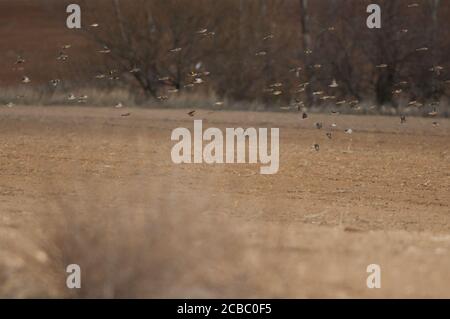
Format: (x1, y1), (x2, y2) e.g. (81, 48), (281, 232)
(400, 115), (406, 124)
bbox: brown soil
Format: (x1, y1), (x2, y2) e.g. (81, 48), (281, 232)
(1, 106), (450, 298)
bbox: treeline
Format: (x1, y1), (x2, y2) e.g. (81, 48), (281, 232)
(70, 0), (449, 109)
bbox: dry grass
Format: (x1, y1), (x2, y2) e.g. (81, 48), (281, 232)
(1, 86), (449, 117)
(0, 86), (138, 107)
(1, 179), (291, 298)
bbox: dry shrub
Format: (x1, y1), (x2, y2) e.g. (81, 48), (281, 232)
(16, 178), (285, 298)
(0, 228), (60, 298)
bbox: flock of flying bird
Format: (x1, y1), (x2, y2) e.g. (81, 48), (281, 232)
(5, 2), (447, 151)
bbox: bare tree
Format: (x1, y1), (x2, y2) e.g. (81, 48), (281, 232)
(61, 0), (449, 108)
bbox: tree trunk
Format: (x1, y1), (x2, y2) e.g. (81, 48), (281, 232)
(112, 0), (128, 43)
(298, 0), (313, 107)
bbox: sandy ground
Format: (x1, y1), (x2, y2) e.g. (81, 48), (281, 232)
(1, 105), (450, 298)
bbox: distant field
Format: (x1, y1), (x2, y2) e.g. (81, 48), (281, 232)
(1, 106), (449, 298)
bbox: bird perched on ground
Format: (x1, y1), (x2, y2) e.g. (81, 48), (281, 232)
(400, 115), (406, 124)
(428, 108), (438, 117)
(187, 110), (196, 117)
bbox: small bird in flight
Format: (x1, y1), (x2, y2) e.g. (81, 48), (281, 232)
(50, 79), (61, 87)
(57, 52), (69, 61)
(22, 76), (31, 84)
(15, 56), (25, 64)
(329, 79), (339, 88)
(98, 46), (111, 54)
